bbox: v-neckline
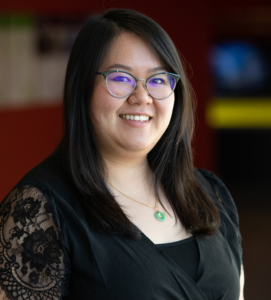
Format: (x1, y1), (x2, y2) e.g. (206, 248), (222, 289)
(129, 228), (209, 300)
(135, 226), (203, 281)
(131, 221), (193, 246)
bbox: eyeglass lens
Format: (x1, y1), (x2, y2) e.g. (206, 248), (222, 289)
(106, 72), (176, 99)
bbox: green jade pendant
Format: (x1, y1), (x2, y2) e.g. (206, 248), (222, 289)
(155, 211), (166, 222)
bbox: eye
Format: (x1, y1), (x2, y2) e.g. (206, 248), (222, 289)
(149, 78), (165, 85)
(111, 76), (131, 82)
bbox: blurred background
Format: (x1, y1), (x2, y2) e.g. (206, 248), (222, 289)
(0, 0), (270, 299)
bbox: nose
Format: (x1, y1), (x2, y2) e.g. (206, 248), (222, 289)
(129, 80), (152, 105)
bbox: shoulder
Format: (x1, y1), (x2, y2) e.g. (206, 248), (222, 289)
(4, 151), (82, 251)
(17, 152), (71, 192)
(8, 152), (76, 210)
(194, 168), (239, 228)
(194, 168), (243, 264)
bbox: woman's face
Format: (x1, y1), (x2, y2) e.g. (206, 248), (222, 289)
(90, 32), (175, 159)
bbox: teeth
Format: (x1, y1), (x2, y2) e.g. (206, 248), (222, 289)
(120, 115), (150, 122)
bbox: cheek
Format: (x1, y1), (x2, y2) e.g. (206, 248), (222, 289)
(167, 96), (175, 119)
(90, 95), (123, 132)
(90, 85), (116, 118)
(157, 97), (175, 123)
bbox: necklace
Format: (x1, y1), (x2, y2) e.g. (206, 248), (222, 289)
(104, 179), (166, 222)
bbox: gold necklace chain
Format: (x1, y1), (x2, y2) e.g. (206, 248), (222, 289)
(104, 178), (166, 222)
(104, 178), (158, 211)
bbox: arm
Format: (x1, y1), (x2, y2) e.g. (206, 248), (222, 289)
(239, 264), (245, 300)
(0, 289), (7, 300)
(0, 185), (70, 300)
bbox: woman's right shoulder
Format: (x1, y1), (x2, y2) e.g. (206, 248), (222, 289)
(4, 152), (75, 208)
(0, 153), (77, 299)
(0, 152), (80, 251)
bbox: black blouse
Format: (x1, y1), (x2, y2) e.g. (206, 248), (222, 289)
(157, 236), (199, 281)
(0, 153), (242, 300)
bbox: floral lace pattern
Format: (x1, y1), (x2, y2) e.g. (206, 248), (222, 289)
(0, 186), (68, 300)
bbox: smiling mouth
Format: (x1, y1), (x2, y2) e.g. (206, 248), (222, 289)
(119, 114), (151, 122)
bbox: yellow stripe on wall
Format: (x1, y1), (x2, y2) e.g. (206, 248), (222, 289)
(206, 99), (271, 128)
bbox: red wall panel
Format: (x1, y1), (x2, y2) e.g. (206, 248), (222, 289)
(0, 105), (62, 199)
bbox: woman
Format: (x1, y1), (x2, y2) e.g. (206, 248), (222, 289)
(0, 9), (244, 300)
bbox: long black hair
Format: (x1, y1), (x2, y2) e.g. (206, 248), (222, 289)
(57, 8), (220, 238)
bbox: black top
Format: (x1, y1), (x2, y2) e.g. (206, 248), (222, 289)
(157, 236), (199, 281)
(0, 153), (242, 300)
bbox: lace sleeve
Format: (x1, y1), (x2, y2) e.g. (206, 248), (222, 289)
(0, 186), (70, 300)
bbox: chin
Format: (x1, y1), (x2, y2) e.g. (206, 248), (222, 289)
(122, 140), (156, 154)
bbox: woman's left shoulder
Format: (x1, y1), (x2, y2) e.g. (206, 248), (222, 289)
(194, 168), (243, 263)
(194, 168), (239, 227)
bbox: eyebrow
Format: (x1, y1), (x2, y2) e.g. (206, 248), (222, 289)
(106, 64), (168, 73)
(148, 66), (168, 72)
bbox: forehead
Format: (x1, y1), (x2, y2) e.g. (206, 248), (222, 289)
(100, 31), (165, 71)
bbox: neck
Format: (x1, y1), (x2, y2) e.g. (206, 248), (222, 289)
(102, 153), (154, 193)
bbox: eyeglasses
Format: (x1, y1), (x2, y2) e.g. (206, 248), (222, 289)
(96, 70), (180, 100)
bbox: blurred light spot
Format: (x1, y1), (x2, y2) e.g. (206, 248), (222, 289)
(206, 99), (271, 128)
